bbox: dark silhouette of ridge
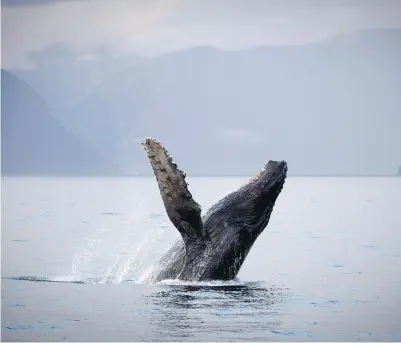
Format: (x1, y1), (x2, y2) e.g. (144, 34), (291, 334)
(1, 69), (119, 176)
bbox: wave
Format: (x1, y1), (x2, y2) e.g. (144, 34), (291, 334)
(2, 275), (268, 290)
(156, 278), (264, 288)
(2, 276), (86, 284)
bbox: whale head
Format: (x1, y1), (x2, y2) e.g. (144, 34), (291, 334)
(236, 160), (288, 236)
(203, 160), (287, 244)
(239, 161), (288, 235)
(194, 159), (288, 280)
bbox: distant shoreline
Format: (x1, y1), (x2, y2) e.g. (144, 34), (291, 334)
(1, 174), (399, 178)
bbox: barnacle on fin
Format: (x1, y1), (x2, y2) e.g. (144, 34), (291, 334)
(143, 136), (205, 243)
(247, 170), (263, 184)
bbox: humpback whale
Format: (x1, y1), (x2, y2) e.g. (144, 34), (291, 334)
(143, 138), (287, 282)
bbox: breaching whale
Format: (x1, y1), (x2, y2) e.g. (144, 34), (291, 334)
(142, 138), (287, 282)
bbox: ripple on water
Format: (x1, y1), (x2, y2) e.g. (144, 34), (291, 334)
(364, 244), (379, 249)
(101, 212), (124, 216)
(6, 324), (34, 330)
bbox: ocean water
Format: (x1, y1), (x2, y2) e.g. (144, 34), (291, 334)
(1, 176), (401, 342)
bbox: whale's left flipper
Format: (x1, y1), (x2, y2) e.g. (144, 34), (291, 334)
(143, 138), (206, 245)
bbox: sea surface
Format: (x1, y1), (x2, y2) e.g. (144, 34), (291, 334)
(1, 176), (401, 342)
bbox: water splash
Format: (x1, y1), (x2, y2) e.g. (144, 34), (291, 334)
(98, 252), (126, 284)
(113, 237), (149, 284)
(137, 237), (183, 284)
(63, 198), (169, 284)
(69, 226), (106, 281)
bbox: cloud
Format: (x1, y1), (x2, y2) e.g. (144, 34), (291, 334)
(2, 0), (181, 68)
(2, 0), (401, 68)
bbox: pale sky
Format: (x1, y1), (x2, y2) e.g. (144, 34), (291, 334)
(2, 0), (401, 68)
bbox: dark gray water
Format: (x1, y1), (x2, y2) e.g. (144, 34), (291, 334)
(2, 177), (401, 341)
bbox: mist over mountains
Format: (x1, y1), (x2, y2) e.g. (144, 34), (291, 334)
(2, 29), (401, 176)
(1, 70), (118, 176)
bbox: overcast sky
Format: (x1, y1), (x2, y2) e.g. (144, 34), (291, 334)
(2, 0), (401, 68)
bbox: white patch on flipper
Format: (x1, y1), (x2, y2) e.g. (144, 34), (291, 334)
(143, 137), (199, 212)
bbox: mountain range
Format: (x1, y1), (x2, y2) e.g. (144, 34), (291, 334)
(3, 28), (401, 176)
(1, 69), (118, 176)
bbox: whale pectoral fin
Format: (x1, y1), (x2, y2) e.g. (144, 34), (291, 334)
(143, 137), (206, 243)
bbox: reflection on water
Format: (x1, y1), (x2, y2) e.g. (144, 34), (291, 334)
(144, 283), (287, 341)
(2, 278), (291, 341)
